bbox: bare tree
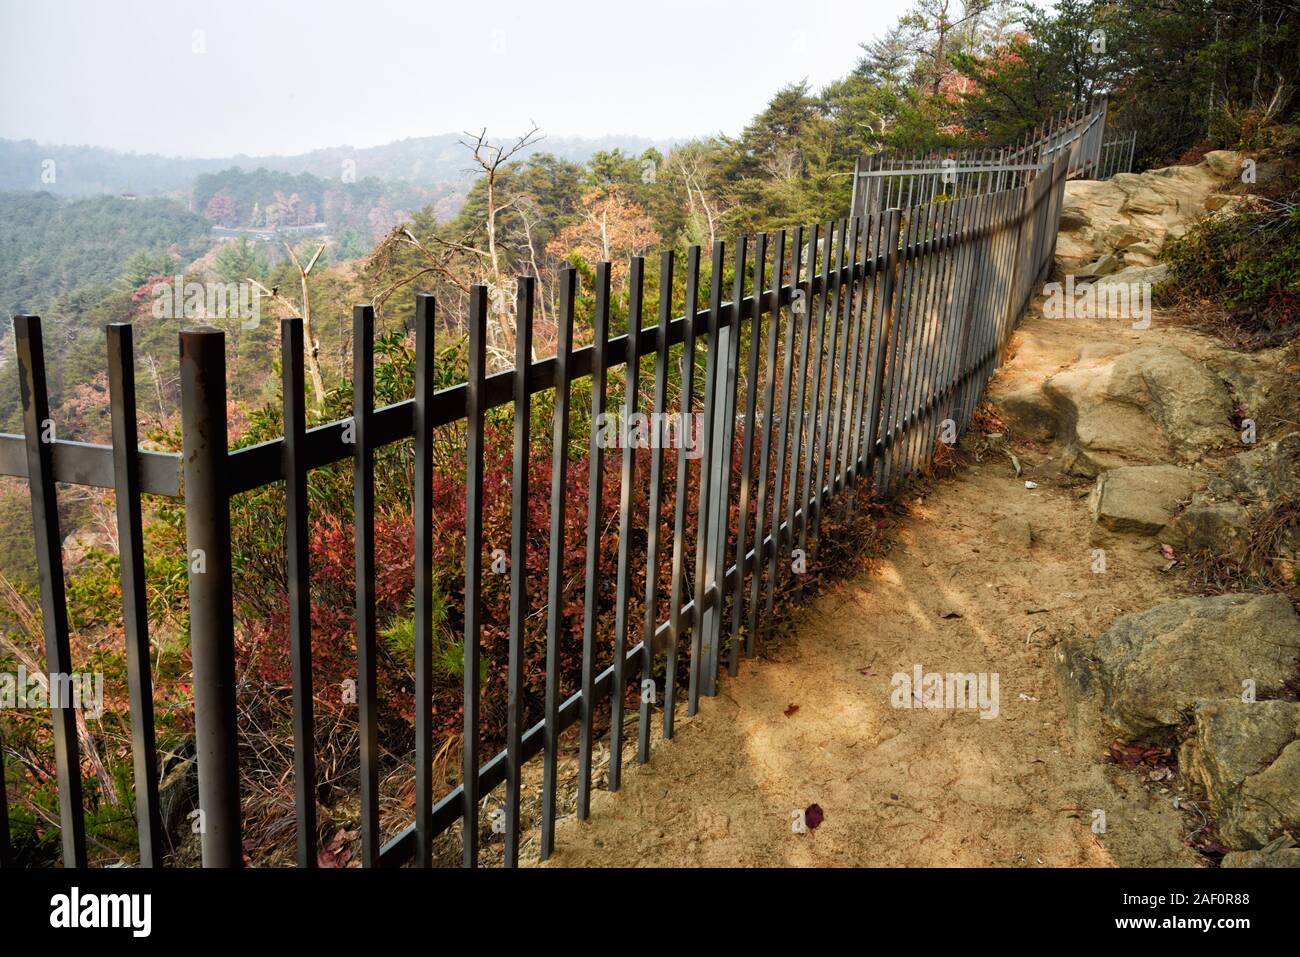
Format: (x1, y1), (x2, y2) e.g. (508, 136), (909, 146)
(249, 241), (328, 407)
(458, 124), (543, 359)
(675, 151), (733, 248)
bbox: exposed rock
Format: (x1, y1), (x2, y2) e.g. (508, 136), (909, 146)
(1089, 465), (1208, 535)
(1055, 593), (1300, 741)
(1043, 344), (1235, 476)
(1221, 741), (1300, 849)
(1217, 433), (1300, 509)
(1055, 151), (1241, 273)
(1180, 700), (1300, 820)
(1160, 502), (1251, 560)
(1110, 347), (1235, 454)
(1202, 150), (1245, 177)
(1094, 263), (1168, 288)
(1077, 251), (1122, 279)
(1221, 846), (1300, 867)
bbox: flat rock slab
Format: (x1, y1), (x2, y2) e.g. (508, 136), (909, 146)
(1056, 593), (1300, 741)
(1089, 465), (1209, 535)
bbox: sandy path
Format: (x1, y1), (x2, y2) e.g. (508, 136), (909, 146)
(537, 306), (1212, 868)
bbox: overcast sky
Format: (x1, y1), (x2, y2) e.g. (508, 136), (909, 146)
(0, 0), (915, 158)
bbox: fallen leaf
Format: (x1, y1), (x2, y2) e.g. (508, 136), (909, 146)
(804, 803), (824, 829)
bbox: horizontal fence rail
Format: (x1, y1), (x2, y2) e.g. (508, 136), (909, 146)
(1, 150), (1071, 869)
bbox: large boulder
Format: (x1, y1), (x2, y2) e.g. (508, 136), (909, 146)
(1089, 465), (1208, 535)
(1181, 700), (1300, 813)
(1110, 347), (1236, 453)
(1160, 501), (1251, 560)
(1043, 345), (1235, 476)
(1056, 593), (1300, 742)
(1221, 743), (1300, 849)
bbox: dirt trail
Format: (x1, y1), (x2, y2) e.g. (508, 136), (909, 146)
(537, 302), (1217, 868)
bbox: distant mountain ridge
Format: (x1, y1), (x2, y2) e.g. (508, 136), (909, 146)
(0, 132), (681, 197)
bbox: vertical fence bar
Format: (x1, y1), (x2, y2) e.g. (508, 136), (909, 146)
(609, 259), (643, 792)
(730, 233), (765, 675)
(279, 317), (317, 869)
(504, 277), (534, 867)
(796, 225), (830, 590)
(540, 269), (576, 860)
(829, 217), (859, 497)
(14, 315), (87, 868)
(847, 213), (879, 485)
(915, 197), (956, 475)
(786, 226), (816, 587)
(664, 247), (701, 739)
(863, 210), (903, 479)
(765, 227), (801, 639)
(351, 305), (380, 868)
(578, 264), (611, 817)
(412, 296), (436, 868)
(106, 322), (163, 868)
(688, 242), (725, 716)
(178, 324), (240, 867)
(812, 219), (845, 538)
(749, 230), (785, 653)
(639, 252), (673, 762)
(462, 286), (488, 867)
(703, 239), (747, 693)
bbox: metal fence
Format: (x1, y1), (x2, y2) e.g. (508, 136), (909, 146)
(851, 95), (1133, 219)
(0, 151), (1071, 869)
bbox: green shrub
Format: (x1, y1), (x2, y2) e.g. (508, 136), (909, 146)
(1160, 191), (1300, 347)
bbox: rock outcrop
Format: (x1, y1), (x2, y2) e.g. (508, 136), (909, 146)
(1056, 593), (1300, 742)
(1055, 151), (1244, 274)
(1180, 700), (1300, 849)
(1038, 344), (1236, 477)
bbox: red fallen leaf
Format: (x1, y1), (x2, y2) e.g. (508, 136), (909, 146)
(804, 803), (824, 830)
(318, 827), (357, 868)
(1109, 740), (1173, 768)
(784, 703), (799, 717)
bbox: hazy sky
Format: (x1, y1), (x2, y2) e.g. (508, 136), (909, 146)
(0, 0), (914, 158)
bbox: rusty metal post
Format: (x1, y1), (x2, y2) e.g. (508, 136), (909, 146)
(180, 326), (242, 867)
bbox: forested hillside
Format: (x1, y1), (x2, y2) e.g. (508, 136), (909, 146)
(0, 192), (210, 318)
(0, 132), (678, 196)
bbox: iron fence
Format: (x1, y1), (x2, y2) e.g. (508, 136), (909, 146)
(851, 95), (1134, 218)
(0, 151), (1071, 869)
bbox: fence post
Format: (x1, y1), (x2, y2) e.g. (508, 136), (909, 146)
(180, 326), (242, 867)
(13, 315), (87, 868)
